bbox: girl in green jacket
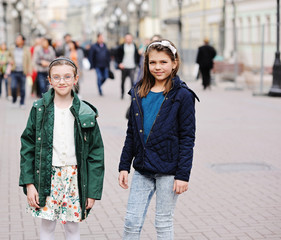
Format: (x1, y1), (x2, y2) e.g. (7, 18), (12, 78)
(19, 57), (104, 239)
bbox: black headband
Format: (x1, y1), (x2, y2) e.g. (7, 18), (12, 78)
(49, 57), (77, 71)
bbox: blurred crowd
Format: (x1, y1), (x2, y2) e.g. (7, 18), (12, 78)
(0, 32), (174, 109)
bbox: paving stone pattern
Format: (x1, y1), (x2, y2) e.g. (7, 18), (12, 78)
(0, 69), (280, 239)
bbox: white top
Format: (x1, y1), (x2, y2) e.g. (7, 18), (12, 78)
(52, 103), (77, 166)
(122, 43), (135, 69)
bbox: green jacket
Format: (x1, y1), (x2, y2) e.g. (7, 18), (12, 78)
(19, 88), (104, 220)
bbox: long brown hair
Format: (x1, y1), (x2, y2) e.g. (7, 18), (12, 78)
(138, 39), (180, 98)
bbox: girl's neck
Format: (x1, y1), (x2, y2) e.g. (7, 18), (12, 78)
(54, 93), (73, 109)
(151, 80), (166, 93)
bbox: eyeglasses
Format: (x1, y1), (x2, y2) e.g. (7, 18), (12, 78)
(51, 74), (74, 82)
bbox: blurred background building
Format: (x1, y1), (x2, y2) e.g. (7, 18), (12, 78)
(0, 0), (279, 89)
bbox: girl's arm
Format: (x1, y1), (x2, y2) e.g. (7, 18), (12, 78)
(119, 102), (135, 173)
(176, 90), (196, 182)
(19, 107), (37, 190)
(87, 122), (105, 200)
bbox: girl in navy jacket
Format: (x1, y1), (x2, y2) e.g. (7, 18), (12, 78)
(118, 39), (198, 239)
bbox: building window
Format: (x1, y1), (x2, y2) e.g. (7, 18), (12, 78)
(256, 16), (261, 43)
(247, 17), (252, 43)
(266, 15), (271, 43)
(238, 17), (243, 43)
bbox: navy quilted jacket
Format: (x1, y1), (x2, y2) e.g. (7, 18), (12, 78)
(119, 75), (199, 182)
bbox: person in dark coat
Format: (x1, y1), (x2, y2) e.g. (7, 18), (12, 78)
(115, 33), (140, 99)
(196, 38), (216, 89)
(118, 39), (199, 239)
(88, 33), (111, 96)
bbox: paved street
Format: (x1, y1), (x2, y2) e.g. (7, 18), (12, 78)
(0, 68), (281, 240)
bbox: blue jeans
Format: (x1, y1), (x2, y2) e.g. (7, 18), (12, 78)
(95, 67), (108, 95)
(11, 71), (26, 105)
(123, 171), (178, 240)
(37, 72), (49, 97)
(0, 73), (8, 97)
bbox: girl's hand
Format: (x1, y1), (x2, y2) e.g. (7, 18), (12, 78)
(118, 171), (129, 189)
(86, 198), (95, 209)
(173, 180), (188, 194)
(26, 184), (40, 208)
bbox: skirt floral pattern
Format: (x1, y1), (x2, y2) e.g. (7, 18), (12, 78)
(27, 165), (82, 224)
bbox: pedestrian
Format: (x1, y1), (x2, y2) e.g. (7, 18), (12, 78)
(66, 40), (84, 95)
(63, 33), (72, 56)
(118, 39), (199, 239)
(30, 36), (42, 98)
(19, 57), (105, 240)
(33, 37), (56, 97)
(8, 34), (32, 108)
(88, 33), (111, 96)
(0, 42), (10, 99)
(115, 33), (140, 99)
(196, 37), (216, 90)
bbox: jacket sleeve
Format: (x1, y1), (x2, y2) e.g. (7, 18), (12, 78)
(115, 45), (123, 64)
(19, 107), (36, 187)
(87, 121), (104, 200)
(88, 45), (96, 69)
(119, 101), (134, 173)
(134, 44), (140, 65)
(33, 47), (41, 68)
(175, 90), (196, 182)
(196, 47), (201, 64)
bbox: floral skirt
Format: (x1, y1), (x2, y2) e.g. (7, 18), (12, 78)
(27, 165), (82, 224)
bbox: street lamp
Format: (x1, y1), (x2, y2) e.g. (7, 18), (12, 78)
(109, 7), (127, 44)
(0, 0), (8, 44)
(269, 0), (281, 96)
(127, 0), (148, 39)
(178, 0), (183, 59)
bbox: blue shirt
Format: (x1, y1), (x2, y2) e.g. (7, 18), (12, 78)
(142, 91), (165, 142)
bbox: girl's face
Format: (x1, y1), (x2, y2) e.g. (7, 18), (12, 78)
(48, 65), (78, 97)
(148, 50), (177, 83)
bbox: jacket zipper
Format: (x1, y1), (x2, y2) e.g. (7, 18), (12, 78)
(38, 107), (46, 204)
(83, 131), (87, 218)
(71, 107), (87, 218)
(134, 90), (144, 139)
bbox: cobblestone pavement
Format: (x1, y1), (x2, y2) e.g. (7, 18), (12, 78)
(0, 69), (281, 240)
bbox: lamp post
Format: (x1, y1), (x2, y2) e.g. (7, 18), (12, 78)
(178, 0), (183, 59)
(0, 0), (7, 44)
(109, 6), (127, 45)
(269, 0), (281, 96)
(127, 0), (148, 39)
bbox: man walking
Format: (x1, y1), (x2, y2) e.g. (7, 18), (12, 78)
(196, 38), (216, 90)
(9, 34), (32, 108)
(88, 33), (111, 96)
(115, 33), (140, 99)
(33, 37), (55, 97)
